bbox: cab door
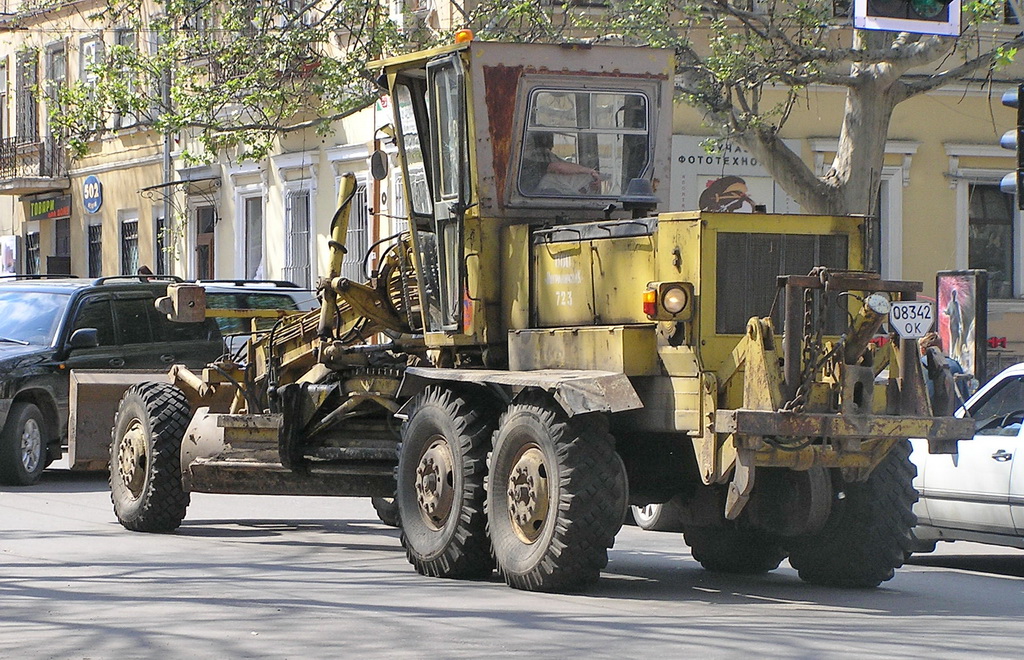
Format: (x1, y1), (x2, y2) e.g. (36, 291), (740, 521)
(425, 53), (469, 332)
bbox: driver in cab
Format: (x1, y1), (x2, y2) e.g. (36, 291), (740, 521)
(521, 131), (603, 195)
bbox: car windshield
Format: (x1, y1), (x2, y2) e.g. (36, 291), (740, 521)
(0, 290), (70, 345)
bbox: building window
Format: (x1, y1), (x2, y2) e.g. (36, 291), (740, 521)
(114, 29), (137, 129)
(120, 216), (139, 275)
(55, 217), (70, 257)
(44, 43), (66, 136)
(244, 195), (263, 279)
(88, 224), (102, 277)
(341, 182), (369, 282)
(16, 51), (38, 140)
(195, 204), (216, 280)
(80, 36), (103, 128)
(25, 231), (40, 274)
(0, 61), (8, 141)
(968, 183), (1015, 298)
(154, 210), (167, 274)
(285, 189), (311, 288)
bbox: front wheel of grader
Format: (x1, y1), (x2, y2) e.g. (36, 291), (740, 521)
(109, 382), (192, 533)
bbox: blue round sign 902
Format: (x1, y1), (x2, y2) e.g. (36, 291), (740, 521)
(83, 175), (102, 214)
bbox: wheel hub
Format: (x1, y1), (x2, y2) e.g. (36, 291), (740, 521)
(414, 436), (455, 530)
(117, 419), (148, 498)
(20, 418), (42, 473)
(506, 446), (549, 543)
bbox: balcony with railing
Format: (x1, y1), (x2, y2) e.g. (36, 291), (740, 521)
(0, 136), (70, 195)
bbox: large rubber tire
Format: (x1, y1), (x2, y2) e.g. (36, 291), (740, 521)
(487, 392), (627, 592)
(396, 386), (494, 579)
(371, 497), (400, 528)
(109, 382), (192, 533)
(787, 439), (917, 588)
(684, 526), (787, 574)
(0, 402), (47, 486)
(632, 495), (686, 532)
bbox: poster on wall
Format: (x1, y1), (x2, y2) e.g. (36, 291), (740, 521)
(936, 270), (988, 383)
(670, 136), (802, 214)
(1, 235), (18, 275)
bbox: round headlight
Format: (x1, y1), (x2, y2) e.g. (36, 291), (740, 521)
(662, 286), (688, 314)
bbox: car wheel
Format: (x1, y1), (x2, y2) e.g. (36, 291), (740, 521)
(0, 402), (47, 486)
(632, 496), (686, 532)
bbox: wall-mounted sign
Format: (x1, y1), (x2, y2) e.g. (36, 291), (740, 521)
(27, 195), (72, 222)
(670, 136), (801, 214)
(83, 175), (103, 214)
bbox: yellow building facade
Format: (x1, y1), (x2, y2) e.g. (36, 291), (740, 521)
(0, 0), (1022, 376)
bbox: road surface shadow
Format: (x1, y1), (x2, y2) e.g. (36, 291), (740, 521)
(0, 469), (109, 494)
(906, 552), (1024, 578)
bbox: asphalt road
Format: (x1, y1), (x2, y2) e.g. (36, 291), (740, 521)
(3, 468), (1023, 660)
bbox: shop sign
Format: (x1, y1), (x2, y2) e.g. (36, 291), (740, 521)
(28, 195), (72, 222)
(84, 175), (103, 214)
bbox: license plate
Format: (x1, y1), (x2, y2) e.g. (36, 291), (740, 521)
(888, 301), (934, 339)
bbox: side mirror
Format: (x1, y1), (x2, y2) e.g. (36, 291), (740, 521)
(67, 328), (99, 350)
(370, 150), (389, 181)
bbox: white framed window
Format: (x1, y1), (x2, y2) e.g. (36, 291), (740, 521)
(340, 177), (370, 282)
(16, 50), (38, 140)
(189, 200), (217, 280)
(0, 60), (8, 141)
(240, 193), (264, 280)
(947, 143), (1022, 301)
(44, 42), (65, 137)
(284, 187), (313, 288)
(114, 28), (138, 129)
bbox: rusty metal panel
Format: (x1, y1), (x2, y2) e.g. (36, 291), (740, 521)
(508, 325), (658, 375)
(714, 408), (975, 441)
(68, 369), (172, 471)
(400, 367), (643, 416)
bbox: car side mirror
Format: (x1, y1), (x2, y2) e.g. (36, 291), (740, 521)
(67, 328), (99, 350)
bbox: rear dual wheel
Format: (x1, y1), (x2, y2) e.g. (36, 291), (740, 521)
(487, 392), (627, 592)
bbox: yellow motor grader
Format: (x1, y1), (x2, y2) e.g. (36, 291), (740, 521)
(82, 38), (973, 593)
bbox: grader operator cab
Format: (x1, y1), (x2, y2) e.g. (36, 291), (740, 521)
(87, 39), (973, 594)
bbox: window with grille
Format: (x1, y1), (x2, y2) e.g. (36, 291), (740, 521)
(244, 196), (264, 279)
(341, 183), (369, 282)
(16, 51), (38, 140)
(25, 231), (40, 274)
(88, 224), (102, 277)
(121, 218), (139, 275)
(968, 183), (1015, 298)
(285, 189), (311, 288)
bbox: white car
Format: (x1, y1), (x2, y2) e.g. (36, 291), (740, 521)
(910, 362), (1024, 552)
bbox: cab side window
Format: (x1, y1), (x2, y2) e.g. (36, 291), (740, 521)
(70, 297), (115, 346)
(113, 298), (154, 345)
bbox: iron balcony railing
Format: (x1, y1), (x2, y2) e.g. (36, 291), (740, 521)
(0, 136), (68, 180)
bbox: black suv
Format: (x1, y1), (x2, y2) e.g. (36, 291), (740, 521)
(0, 276), (223, 486)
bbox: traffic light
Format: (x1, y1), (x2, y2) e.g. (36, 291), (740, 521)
(854, 0), (961, 36)
(999, 84), (1024, 210)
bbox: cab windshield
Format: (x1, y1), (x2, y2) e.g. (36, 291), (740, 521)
(518, 89), (650, 198)
(0, 290), (70, 346)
